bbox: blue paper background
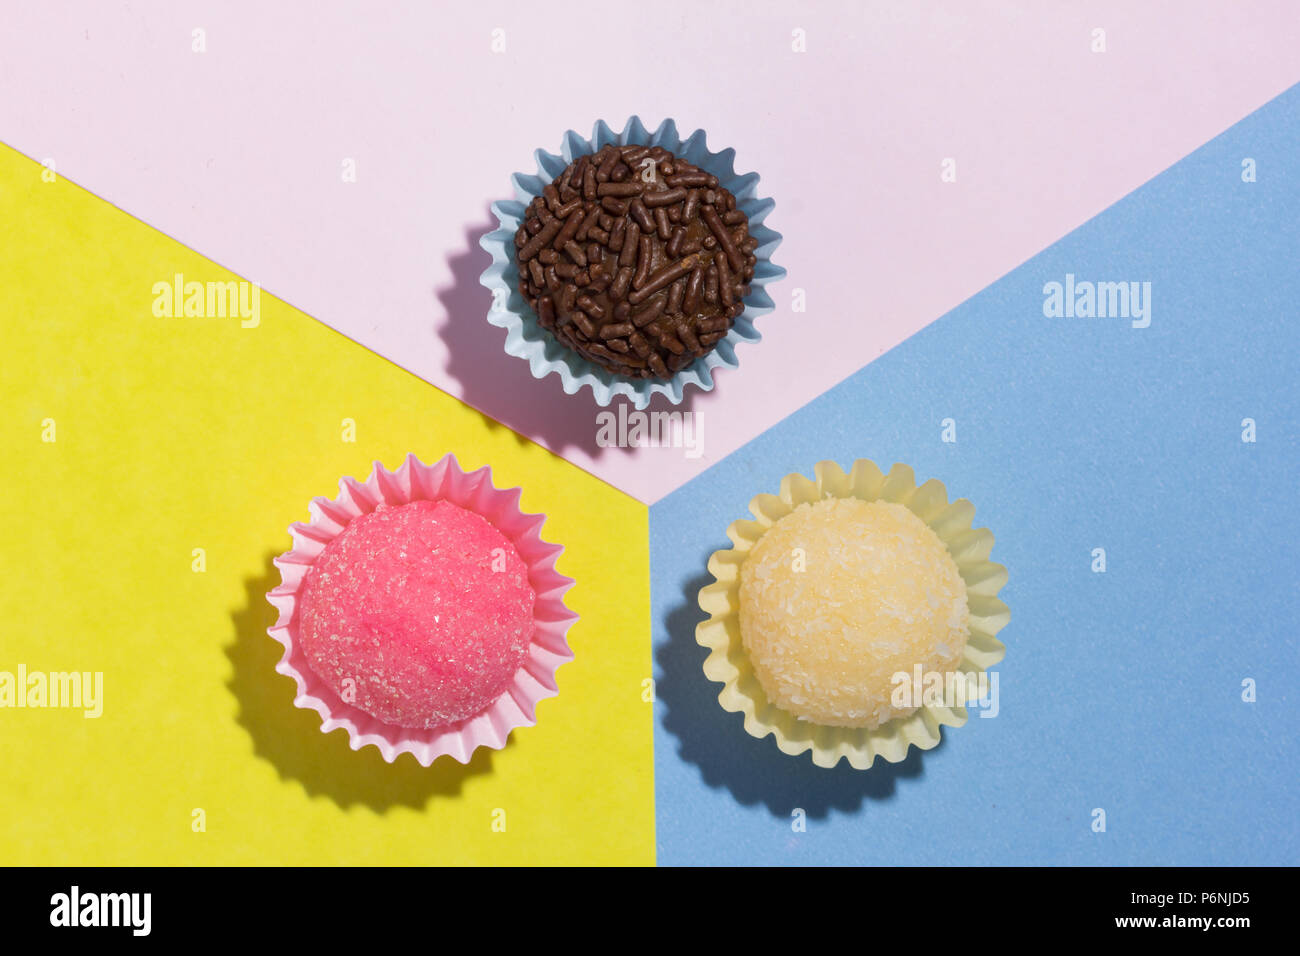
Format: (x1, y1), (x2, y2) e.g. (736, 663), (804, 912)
(650, 86), (1299, 866)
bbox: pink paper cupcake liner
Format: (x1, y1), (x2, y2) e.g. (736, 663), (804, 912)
(266, 453), (577, 766)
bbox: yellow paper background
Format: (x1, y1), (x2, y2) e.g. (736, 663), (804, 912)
(0, 144), (654, 865)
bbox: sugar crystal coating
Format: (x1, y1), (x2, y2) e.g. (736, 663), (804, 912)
(738, 498), (969, 729)
(298, 499), (535, 729)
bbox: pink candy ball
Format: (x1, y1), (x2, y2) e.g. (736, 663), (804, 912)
(297, 499), (536, 729)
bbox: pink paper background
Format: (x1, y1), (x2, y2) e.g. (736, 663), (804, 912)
(4, 1), (1297, 502)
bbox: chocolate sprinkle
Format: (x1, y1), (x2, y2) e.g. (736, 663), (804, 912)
(514, 143), (758, 379)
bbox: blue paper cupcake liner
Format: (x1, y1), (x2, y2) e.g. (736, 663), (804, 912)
(479, 117), (786, 408)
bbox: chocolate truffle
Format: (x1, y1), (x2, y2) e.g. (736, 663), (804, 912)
(738, 498), (970, 729)
(513, 143), (758, 379)
(297, 499), (535, 729)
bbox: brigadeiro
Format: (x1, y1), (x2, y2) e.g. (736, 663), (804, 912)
(513, 143), (760, 379)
